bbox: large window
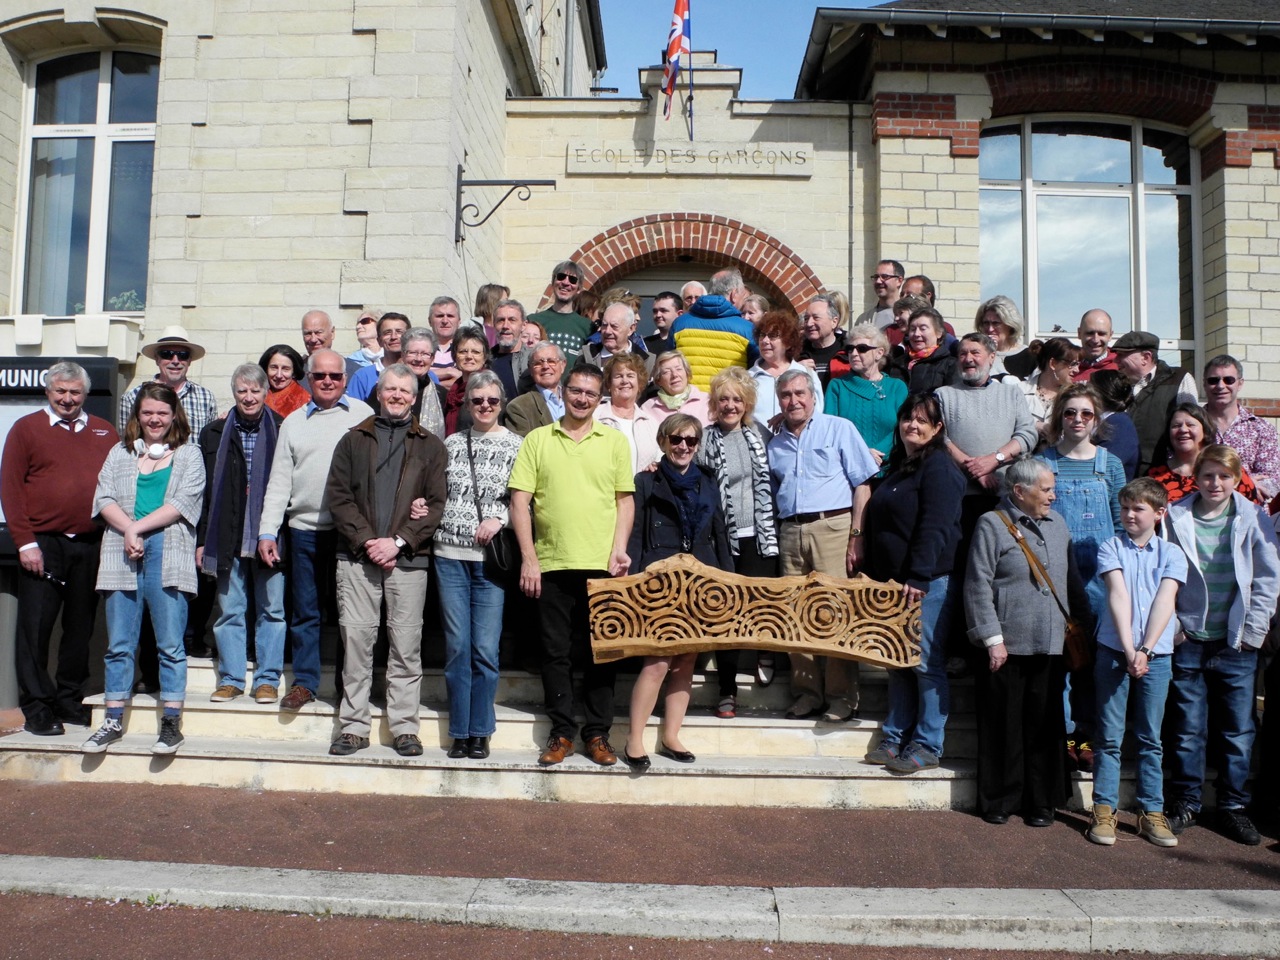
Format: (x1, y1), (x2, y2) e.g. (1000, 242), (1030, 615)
(979, 118), (1197, 346)
(19, 50), (158, 316)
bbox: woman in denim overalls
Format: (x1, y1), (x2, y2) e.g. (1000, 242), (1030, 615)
(1041, 383), (1126, 770)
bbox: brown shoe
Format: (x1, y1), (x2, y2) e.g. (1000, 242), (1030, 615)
(210, 685), (243, 702)
(279, 685), (316, 711)
(583, 735), (618, 766)
(252, 684), (279, 704)
(538, 735), (574, 766)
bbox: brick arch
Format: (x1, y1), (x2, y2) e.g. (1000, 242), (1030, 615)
(986, 57), (1216, 129)
(543, 213), (825, 315)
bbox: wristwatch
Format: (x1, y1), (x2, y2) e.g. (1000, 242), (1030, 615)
(994, 451), (1007, 464)
(849, 528), (863, 538)
(393, 536), (407, 550)
(1137, 645), (1154, 658)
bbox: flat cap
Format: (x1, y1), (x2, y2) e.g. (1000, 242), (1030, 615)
(1111, 330), (1159, 352)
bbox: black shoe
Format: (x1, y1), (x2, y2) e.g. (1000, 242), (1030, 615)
(24, 715), (65, 737)
(133, 679), (160, 696)
(152, 715), (184, 755)
(1218, 809), (1262, 846)
(467, 736), (490, 760)
(393, 734), (423, 757)
(329, 733), (370, 756)
(622, 750), (651, 771)
(56, 704), (93, 727)
(1165, 799), (1197, 835)
(982, 811), (1009, 825)
(657, 743), (696, 764)
(184, 637), (211, 659)
(1024, 808), (1054, 828)
(447, 738), (469, 759)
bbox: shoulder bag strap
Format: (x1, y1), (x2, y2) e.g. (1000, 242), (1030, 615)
(995, 510), (1071, 621)
(464, 430), (484, 527)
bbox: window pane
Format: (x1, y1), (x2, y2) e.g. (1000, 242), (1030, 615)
(34, 53), (99, 125)
(110, 53), (160, 123)
(1035, 195), (1132, 334)
(23, 138), (94, 315)
(1031, 122), (1131, 183)
(1145, 194), (1193, 340)
(980, 189), (1024, 304)
(980, 127), (1021, 181)
(103, 141), (154, 312)
(1142, 128), (1192, 186)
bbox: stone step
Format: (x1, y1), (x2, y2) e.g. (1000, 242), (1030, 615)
(81, 694), (981, 760)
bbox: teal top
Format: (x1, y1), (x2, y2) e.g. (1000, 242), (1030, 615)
(824, 374), (908, 466)
(134, 465), (172, 519)
(1186, 505), (1238, 641)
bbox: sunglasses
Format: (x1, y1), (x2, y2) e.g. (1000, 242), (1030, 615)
(356, 316), (376, 325)
(1206, 376), (1238, 386)
(1062, 408), (1096, 421)
(851, 343), (879, 353)
(469, 396), (501, 408)
(554, 272), (580, 285)
(309, 371), (344, 382)
(667, 435), (699, 448)
(157, 349), (190, 361)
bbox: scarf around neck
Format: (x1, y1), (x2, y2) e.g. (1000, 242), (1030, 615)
(201, 408), (278, 575)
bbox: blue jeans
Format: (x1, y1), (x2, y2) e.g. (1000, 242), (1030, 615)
(882, 574), (952, 757)
(103, 533), (188, 702)
(213, 556), (286, 690)
(1091, 645), (1171, 810)
(435, 556), (505, 738)
(286, 528), (334, 693)
(1166, 639), (1258, 811)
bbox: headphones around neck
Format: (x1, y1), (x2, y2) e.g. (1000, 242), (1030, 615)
(133, 438), (171, 460)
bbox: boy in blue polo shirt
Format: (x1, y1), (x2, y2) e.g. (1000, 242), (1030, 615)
(1087, 478), (1186, 847)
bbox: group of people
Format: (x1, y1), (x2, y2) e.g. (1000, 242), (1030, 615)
(5, 256), (1279, 848)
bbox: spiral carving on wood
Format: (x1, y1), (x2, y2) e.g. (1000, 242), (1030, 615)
(588, 554), (921, 667)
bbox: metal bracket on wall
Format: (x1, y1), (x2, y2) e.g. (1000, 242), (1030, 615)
(455, 164), (556, 244)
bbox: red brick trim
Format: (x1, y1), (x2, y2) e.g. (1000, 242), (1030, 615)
(872, 93), (979, 157)
(1200, 107), (1280, 176)
(541, 213), (826, 314)
(1247, 399), (1280, 419)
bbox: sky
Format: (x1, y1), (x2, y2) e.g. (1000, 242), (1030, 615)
(597, 1), (827, 100)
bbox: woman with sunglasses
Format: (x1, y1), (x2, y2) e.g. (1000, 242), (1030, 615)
(345, 310), (383, 369)
(622, 414), (732, 770)
(825, 323), (907, 469)
(432, 370), (523, 760)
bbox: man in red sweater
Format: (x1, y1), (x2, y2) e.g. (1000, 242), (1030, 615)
(1, 361), (117, 735)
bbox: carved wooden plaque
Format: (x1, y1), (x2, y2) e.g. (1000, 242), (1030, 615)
(588, 554), (921, 667)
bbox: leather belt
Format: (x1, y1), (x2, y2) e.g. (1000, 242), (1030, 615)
(782, 506), (852, 525)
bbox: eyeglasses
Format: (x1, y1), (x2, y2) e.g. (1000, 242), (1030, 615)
(851, 343), (879, 354)
(554, 272), (580, 285)
(1062, 408), (1096, 422)
(667, 435), (699, 448)
(357, 316), (376, 325)
(309, 371), (344, 382)
(157, 349), (190, 361)
(1206, 375), (1239, 386)
(531, 358), (561, 368)
(469, 396), (501, 408)
(565, 386), (600, 400)
(870, 273), (899, 282)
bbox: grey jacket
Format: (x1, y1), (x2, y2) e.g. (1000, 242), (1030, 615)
(1166, 491), (1280, 650)
(965, 501), (1079, 656)
(93, 443), (205, 595)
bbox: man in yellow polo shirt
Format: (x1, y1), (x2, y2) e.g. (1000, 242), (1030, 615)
(510, 364), (635, 767)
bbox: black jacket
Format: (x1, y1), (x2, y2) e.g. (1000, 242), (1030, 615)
(887, 343), (958, 394)
(197, 409), (284, 574)
(627, 464), (733, 572)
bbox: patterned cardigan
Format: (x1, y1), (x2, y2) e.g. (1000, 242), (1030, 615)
(93, 443), (205, 594)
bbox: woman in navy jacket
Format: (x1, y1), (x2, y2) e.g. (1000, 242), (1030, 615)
(621, 414), (732, 771)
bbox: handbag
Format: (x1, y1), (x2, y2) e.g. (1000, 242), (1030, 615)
(465, 431), (517, 582)
(995, 511), (1094, 672)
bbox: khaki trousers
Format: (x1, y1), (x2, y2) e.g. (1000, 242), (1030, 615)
(335, 557), (428, 737)
(779, 513), (859, 711)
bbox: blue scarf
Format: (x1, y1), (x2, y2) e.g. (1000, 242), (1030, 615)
(660, 458), (712, 547)
(201, 409), (278, 575)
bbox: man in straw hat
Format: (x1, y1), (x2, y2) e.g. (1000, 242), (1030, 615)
(118, 325), (218, 441)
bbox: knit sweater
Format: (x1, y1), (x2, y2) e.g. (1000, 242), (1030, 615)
(0, 411), (118, 546)
(259, 398), (373, 535)
(936, 378), (1038, 494)
(434, 427), (524, 561)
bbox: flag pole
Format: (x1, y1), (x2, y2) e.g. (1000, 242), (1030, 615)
(687, 5), (694, 141)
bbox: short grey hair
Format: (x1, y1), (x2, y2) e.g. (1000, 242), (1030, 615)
(377, 362), (419, 398)
(1204, 354), (1243, 379)
(401, 327), (437, 352)
(1003, 456), (1051, 497)
(531, 340), (565, 364)
(775, 368), (815, 397)
(708, 268), (745, 297)
(655, 350), (693, 380)
(807, 293), (841, 320)
(466, 369), (506, 402)
(46, 360), (90, 392)
(231, 363), (268, 392)
(305, 349), (345, 375)
(495, 298), (526, 323)
(960, 331), (997, 355)
(845, 323), (890, 369)
(602, 302), (636, 327)
(429, 296), (460, 316)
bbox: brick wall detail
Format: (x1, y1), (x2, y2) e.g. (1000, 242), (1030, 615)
(872, 93), (979, 157)
(1202, 107), (1280, 177)
(546, 212), (825, 314)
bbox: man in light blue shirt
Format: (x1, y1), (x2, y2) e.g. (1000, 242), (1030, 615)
(767, 369), (878, 722)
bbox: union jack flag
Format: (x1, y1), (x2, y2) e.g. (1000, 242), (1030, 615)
(662, 0), (690, 120)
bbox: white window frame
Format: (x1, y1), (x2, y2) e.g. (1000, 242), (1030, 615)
(979, 114), (1203, 368)
(12, 46), (157, 317)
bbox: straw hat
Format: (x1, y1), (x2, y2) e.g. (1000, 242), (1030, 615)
(139, 325), (206, 362)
